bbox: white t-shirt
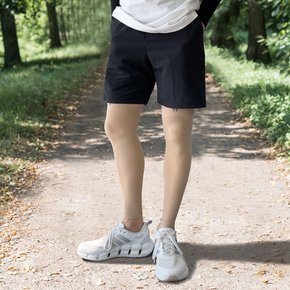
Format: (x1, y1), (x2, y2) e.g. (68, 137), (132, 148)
(112, 0), (202, 33)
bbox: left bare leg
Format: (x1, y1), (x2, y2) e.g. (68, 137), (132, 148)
(159, 106), (194, 229)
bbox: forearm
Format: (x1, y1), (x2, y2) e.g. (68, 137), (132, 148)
(111, 0), (119, 13)
(197, 0), (222, 27)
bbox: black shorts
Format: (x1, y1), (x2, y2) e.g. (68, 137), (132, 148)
(103, 16), (206, 109)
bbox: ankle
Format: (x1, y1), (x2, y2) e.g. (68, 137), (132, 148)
(122, 218), (144, 232)
(157, 222), (175, 230)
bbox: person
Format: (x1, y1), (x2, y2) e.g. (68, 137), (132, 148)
(77, 0), (221, 282)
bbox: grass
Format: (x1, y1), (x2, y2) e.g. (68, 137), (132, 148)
(0, 36), (110, 198)
(205, 45), (290, 156)
(0, 51), (103, 154)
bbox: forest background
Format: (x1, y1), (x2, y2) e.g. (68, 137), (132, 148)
(0, 0), (289, 199)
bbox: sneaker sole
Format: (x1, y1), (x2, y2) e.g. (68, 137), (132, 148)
(77, 240), (154, 261)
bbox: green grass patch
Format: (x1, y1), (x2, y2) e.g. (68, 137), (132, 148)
(0, 53), (104, 195)
(205, 46), (290, 155)
(0, 58), (99, 156)
(1, 39), (109, 196)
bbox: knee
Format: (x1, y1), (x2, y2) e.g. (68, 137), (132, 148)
(104, 118), (121, 141)
(104, 118), (135, 142)
(164, 123), (191, 145)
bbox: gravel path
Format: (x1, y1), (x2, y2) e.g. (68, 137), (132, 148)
(1, 64), (289, 290)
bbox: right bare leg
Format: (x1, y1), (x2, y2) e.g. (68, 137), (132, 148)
(104, 104), (145, 232)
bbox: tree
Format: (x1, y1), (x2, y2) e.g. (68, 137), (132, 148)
(59, 5), (68, 43)
(45, 0), (61, 48)
(260, 0), (289, 73)
(210, 0), (241, 49)
(246, 0), (270, 64)
(0, 2), (22, 68)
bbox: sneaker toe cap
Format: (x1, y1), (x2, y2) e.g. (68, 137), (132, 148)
(77, 238), (105, 256)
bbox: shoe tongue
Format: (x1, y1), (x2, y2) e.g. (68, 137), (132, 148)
(159, 230), (177, 255)
(118, 222), (126, 229)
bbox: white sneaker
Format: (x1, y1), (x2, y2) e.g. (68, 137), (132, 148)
(77, 220), (154, 261)
(152, 227), (189, 281)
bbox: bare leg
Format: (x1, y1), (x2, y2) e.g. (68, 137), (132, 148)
(104, 104), (144, 232)
(159, 106), (194, 229)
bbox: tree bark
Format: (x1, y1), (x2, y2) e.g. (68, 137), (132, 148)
(59, 6), (68, 43)
(0, 6), (22, 68)
(76, 1), (82, 38)
(246, 0), (271, 64)
(210, 0), (241, 49)
(46, 0), (62, 48)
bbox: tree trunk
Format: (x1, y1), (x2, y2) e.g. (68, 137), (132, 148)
(246, 0), (271, 64)
(46, 0), (62, 48)
(70, 0), (77, 41)
(76, 1), (82, 39)
(0, 6), (22, 68)
(59, 6), (68, 43)
(210, 0), (241, 49)
(66, 1), (71, 41)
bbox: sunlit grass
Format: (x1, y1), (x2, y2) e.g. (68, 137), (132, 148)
(1, 33), (110, 185)
(0, 2), (111, 198)
(205, 45), (290, 155)
(0, 53), (106, 195)
(0, 58), (99, 143)
(22, 41), (106, 63)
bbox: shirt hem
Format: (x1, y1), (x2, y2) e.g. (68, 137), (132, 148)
(112, 7), (198, 34)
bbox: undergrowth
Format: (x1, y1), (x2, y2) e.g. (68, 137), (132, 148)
(205, 46), (290, 157)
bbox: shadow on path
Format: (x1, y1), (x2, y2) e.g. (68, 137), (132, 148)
(82, 240), (290, 283)
(45, 71), (271, 162)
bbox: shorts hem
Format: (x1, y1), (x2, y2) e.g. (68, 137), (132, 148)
(157, 101), (207, 109)
(104, 98), (147, 106)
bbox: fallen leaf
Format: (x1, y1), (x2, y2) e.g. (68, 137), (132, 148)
(62, 273), (73, 277)
(7, 266), (18, 272)
(4, 236), (11, 242)
(24, 265), (37, 273)
(47, 270), (62, 276)
(256, 270), (267, 276)
(275, 270), (285, 279)
(96, 278), (106, 286)
(133, 272), (148, 281)
(262, 280), (272, 284)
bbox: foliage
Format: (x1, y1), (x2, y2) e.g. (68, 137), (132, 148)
(259, 0), (290, 74)
(17, 1), (50, 52)
(0, 49), (105, 195)
(0, 0), (26, 13)
(0, 6), (110, 195)
(205, 46), (290, 154)
(0, 0), (110, 65)
(0, 42), (108, 157)
(208, 0), (289, 73)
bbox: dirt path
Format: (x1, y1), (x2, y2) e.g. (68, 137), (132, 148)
(1, 64), (289, 290)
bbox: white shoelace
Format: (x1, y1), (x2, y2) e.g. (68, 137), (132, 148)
(104, 223), (119, 251)
(152, 231), (184, 261)
(103, 220), (152, 252)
